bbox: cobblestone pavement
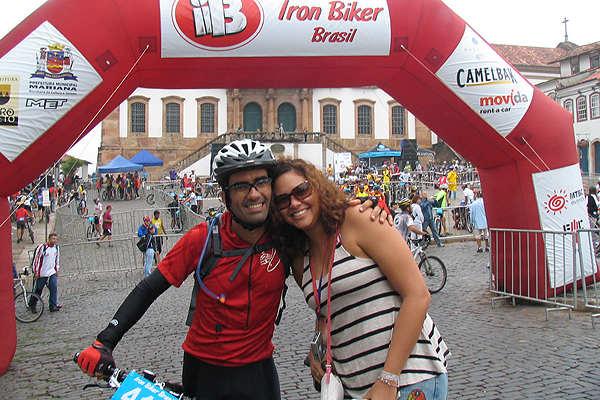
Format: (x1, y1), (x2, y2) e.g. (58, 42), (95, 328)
(3, 196), (600, 399)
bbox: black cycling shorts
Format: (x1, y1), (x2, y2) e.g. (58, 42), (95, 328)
(182, 353), (280, 400)
(102, 228), (112, 236)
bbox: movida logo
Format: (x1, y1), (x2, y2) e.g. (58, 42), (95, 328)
(172, 0), (264, 51)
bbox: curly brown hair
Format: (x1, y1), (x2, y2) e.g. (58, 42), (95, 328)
(270, 158), (349, 260)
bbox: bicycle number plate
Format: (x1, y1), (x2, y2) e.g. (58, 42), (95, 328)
(111, 371), (178, 400)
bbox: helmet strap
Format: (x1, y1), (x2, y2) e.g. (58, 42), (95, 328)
(223, 191), (265, 232)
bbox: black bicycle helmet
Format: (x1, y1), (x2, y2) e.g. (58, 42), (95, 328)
(213, 139), (276, 187)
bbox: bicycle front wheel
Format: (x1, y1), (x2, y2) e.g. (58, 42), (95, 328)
(146, 193), (155, 205)
(29, 227), (35, 244)
(15, 292), (44, 323)
(419, 256), (447, 294)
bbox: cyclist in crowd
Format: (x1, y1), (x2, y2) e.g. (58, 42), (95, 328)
(182, 186), (199, 214)
(14, 205), (30, 244)
(270, 158), (448, 400)
(393, 197), (428, 244)
(435, 183), (450, 237)
(93, 198), (103, 235)
(76, 139), (387, 400)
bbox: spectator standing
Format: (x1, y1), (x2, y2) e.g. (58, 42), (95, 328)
(183, 187), (199, 214)
(30, 233), (62, 312)
(420, 191), (443, 247)
(435, 184), (450, 237)
(470, 192), (489, 252)
(447, 167), (458, 200)
(151, 210), (167, 264)
(587, 186), (599, 219)
(462, 183), (475, 205)
(97, 205), (113, 247)
(137, 216), (156, 277)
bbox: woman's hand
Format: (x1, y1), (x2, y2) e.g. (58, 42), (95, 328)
(362, 379), (398, 400)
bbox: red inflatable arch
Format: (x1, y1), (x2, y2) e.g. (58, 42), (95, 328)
(0, 0), (596, 373)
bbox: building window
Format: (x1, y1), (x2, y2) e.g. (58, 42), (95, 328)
(319, 98), (340, 136)
(131, 103), (146, 133)
(277, 102), (296, 132)
(196, 96), (219, 136)
(200, 103), (215, 133)
(323, 105), (337, 134)
(243, 102), (263, 132)
(354, 99), (375, 136)
(564, 99), (573, 115)
(391, 105), (405, 136)
(577, 96), (587, 122)
(162, 96), (184, 136)
(165, 103), (181, 134)
(591, 93), (600, 120)
(127, 95), (149, 136)
(571, 58), (580, 74)
(591, 52), (599, 69)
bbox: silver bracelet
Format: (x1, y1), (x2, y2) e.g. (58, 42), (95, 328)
(378, 370), (400, 388)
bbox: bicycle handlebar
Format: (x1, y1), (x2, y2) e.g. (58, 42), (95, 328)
(72, 353), (187, 398)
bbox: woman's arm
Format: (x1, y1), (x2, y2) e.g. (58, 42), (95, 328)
(341, 208), (431, 399)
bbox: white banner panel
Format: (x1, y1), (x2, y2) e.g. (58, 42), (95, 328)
(436, 26), (534, 137)
(532, 164), (596, 288)
(0, 21), (103, 161)
(333, 152), (352, 183)
(160, 0), (391, 57)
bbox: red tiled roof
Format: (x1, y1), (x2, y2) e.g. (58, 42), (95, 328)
(552, 41), (600, 62)
(491, 44), (568, 66)
(581, 69), (600, 83)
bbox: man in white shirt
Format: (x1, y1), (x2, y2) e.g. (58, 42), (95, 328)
(462, 183), (475, 205)
(30, 233), (61, 312)
(94, 198), (103, 235)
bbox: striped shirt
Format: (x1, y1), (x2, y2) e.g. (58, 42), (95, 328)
(302, 234), (449, 399)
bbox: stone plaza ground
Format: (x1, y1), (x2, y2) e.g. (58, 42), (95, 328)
(3, 196), (600, 399)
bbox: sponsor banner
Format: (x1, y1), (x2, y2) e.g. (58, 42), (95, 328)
(333, 152), (352, 183)
(436, 26), (534, 137)
(160, 0), (391, 57)
(532, 164), (597, 288)
(0, 21), (103, 161)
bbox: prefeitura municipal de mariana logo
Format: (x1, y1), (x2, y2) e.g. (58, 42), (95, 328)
(544, 189), (568, 215)
(31, 43), (77, 81)
(172, 0), (264, 51)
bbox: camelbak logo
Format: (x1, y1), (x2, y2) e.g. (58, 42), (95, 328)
(172, 0), (264, 51)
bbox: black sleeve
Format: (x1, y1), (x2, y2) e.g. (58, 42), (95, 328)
(96, 268), (171, 349)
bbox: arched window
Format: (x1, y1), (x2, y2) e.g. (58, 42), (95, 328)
(165, 103), (181, 134)
(277, 102), (296, 132)
(590, 93), (599, 120)
(323, 104), (337, 134)
(577, 96), (587, 122)
(564, 99), (574, 122)
(595, 142), (600, 174)
(131, 102), (146, 133)
(243, 102), (263, 132)
(200, 103), (215, 134)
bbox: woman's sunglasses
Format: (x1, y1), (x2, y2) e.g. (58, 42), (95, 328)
(274, 181), (312, 210)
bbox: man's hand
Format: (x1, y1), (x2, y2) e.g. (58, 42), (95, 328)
(77, 340), (115, 378)
(350, 197), (393, 226)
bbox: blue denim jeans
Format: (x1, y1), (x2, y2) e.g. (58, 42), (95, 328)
(423, 219), (442, 245)
(31, 273), (58, 309)
(144, 248), (155, 277)
(399, 373), (448, 400)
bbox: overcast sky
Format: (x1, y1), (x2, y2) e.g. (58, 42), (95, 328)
(1, 0), (598, 168)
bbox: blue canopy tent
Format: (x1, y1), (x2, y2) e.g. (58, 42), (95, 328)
(98, 156), (144, 174)
(359, 143), (402, 167)
(129, 149), (163, 166)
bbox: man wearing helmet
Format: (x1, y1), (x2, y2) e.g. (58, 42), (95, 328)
(77, 139), (387, 400)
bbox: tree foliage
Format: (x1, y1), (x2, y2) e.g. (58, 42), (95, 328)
(61, 156), (85, 176)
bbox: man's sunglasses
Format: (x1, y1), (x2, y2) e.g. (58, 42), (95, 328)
(274, 181), (312, 210)
(226, 177), (272, 195)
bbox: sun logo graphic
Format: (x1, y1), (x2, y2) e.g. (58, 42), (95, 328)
(171, 0), (264, 51)
(544, 190), (568, 215)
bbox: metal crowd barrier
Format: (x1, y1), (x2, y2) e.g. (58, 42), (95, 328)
(489, 228), (600, 324)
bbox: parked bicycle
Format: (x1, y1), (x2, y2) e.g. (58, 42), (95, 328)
(411, 235), (447, 293)
(72, 354), (191, 400)
(14, 267), (44, 323)
(86, 216), (100, 241)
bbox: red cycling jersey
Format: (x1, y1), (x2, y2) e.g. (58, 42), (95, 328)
(158, 212), (286, 367)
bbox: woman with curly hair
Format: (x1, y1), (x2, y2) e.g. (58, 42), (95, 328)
(271, 158), (449, 400)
